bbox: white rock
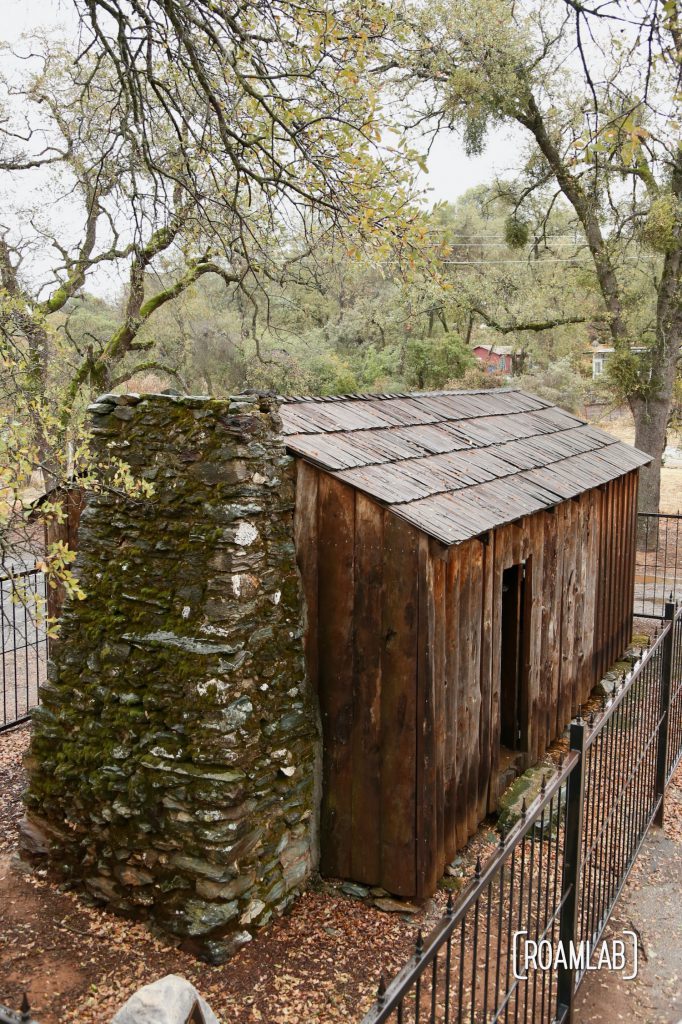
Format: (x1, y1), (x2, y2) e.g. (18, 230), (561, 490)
(196, 678), (229, 698)
(234, 521), (258, 546)
(111, 975), (220, 1024)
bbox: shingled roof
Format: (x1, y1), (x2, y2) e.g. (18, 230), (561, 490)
(279, 389), (650, 546)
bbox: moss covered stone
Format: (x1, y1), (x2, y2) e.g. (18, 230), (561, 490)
(21, 391), (319, 962)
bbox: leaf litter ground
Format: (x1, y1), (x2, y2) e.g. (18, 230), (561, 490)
(2, 724), (681, 1023)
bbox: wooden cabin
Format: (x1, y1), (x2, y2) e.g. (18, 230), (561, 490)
(280, 388), (650, 900)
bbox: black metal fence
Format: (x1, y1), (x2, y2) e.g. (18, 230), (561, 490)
(634, 512), (682, 618)
(363, 600), (682, 1024)
(1, 565), (48, 732)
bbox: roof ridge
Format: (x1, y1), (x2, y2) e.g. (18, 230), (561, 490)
(277, 387), (523, 405)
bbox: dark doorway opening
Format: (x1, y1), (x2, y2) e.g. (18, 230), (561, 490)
(500, 560), (531, 752)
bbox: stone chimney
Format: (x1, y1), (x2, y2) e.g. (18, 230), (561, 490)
(21, 391), (320, 963)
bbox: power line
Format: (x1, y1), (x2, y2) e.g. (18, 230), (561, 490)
(446, 241), (587, 249)
(436, 233), (582, 240)
(441, 256), (656, 266)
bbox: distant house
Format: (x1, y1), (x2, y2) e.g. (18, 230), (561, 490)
(589, 344), (647, 379)
(472, 344), (514, 375)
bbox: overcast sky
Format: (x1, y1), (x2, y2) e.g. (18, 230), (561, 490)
(3, 0), (526, 297)
(5, 0), (525, 200)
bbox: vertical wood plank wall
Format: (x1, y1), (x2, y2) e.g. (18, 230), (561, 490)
(294, 461), (640, 899)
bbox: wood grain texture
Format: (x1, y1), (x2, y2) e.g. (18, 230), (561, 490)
(540, 510), (560, 744)
(351, 493), (384, 884)
(527, 516), (544, 763)
(573, 496), (586, 711)
(293, 461), (319, 696)
(430, 540), (447, 885)
(581, 490), (599, 705)
(466, 541), (483, 837)
(317, 473), (355, 878)
(478, 536), (494, 821)
(455, 540), (472, 848)
(416, 534), (438, 896)
(489, 524), (509, 811)
(444, 546), (461, 856)
(380, 513), (419, 896)
(622, 468), (634, 643)
(559, 502), (577, 724)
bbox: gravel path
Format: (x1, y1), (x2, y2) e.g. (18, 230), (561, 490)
(575, 763), (682, 1023)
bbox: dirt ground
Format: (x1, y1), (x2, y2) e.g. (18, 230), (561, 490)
(0, 723), (471, 1024)
(2, 722), (681, 1023)
(2, 414), (680, 1022)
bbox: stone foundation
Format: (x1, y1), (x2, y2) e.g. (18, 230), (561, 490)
(22, 391), (320, 962)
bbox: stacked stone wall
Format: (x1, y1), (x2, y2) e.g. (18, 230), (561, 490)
(22, 391), (319, 962)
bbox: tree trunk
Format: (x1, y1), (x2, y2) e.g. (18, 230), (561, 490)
(633, 405), (667, 513)
(632, 395), (668, 548)
(631, 279), (681, 547)
(23, 318), (63, 491)
(634, 226), (682, 511)
(514, 96), (681, 543)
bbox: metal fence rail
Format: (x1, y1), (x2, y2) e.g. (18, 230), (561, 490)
(1, 565), (48, 732)
(363, 600), (682, 1024)
(0, 992), (37, 1023)
(367, 762), (573, 1023)
(665, 610), (682, 782)
(635, 512), (682, 618)
(576, 627), (666, 970)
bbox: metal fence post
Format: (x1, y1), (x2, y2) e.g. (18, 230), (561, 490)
(654, 598), (675, 826)
(556, 719), (586, 1024)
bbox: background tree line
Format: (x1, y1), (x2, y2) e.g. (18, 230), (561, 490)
(1, 0), (680, 592)
(47, 187), (622, 404)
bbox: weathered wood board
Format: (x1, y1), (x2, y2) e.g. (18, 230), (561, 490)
(294, 460), (640, 899)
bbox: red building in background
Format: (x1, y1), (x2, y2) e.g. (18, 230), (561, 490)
(472, 344), (514, 375)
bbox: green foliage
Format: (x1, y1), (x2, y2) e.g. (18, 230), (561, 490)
(19, 188), (609, 407)
(516, 358), (586, 413)
(0, 307), (155, 627)
(399, 0), (682, 461)
(463, 111), (489, 158)
(449, 365), (506, 390)
(404, 333), (474, 389)
(602, 348), (658, 404)
(640, 195), (682, 254)
(245, 346), (360, 397)
(504, 216), (530, 250)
